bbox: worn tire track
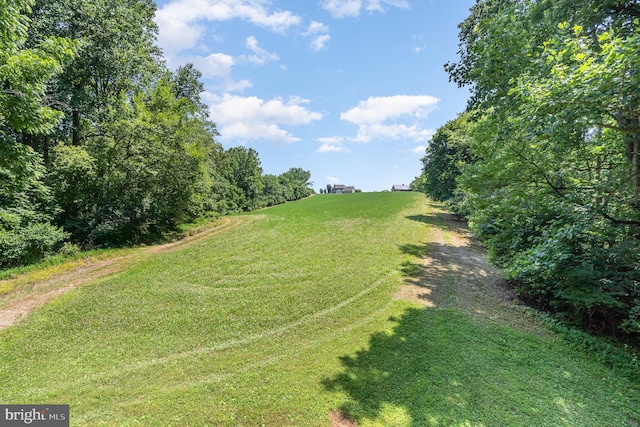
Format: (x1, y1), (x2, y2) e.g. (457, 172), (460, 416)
(0, 217), (244, 331)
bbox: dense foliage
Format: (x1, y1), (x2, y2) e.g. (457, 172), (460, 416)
(1, 0), (313, 267)
(411, 112), (475, 203)
(417, 0), (640, 338)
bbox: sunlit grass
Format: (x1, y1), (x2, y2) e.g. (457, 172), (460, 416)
(0, 193), (638, 426)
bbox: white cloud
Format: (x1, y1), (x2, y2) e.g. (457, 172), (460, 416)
(326, 176), (341, 184)
(208, 94), (323, 145)
(305, 20), (330, 35)
(321, 0), (361, 18)
(155, 0), (302, 55)
(354, 123), (435, 143)
(341, 95), (439, 124)
(317, 143), (349, 153)
(310, 34), (331, 51)
(155, 10), (200, 55)
(412, 34), (426, 53)
(219, 79), (254, 93)
(177, 38), (278, 92)
(190, 52), (235, 77)
(242, 36), (279, 65)
(222, 122), (298, 143)
(317, 137), (350, 153)
(187, 53), (252, 92)
(303, 20), (330, 51)
(320, 0), (409, 18)
(172, 37), (277, 92)
(340, 95), (439, 142)
(365, 0), (410, 13)
(412, 145), (427, 154)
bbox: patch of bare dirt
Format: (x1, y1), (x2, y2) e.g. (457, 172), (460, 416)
(0, 217), (243, 331)
(329, 410), (358, 427)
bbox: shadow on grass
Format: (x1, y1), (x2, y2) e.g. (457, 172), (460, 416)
(323, 307), (638, 426)
(398, 240), (493, 292)
(397, 223), (497, 309)
(323, 207), (639, 426)
(322, 308), (492, 426)
(406, 211), (468, 236)
(405, 201), (476, 248)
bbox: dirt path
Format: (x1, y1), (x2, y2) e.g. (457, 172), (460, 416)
(0, 217), (244, 331)
(396, 203), (546, 334)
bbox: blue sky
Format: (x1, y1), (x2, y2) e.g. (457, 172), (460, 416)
(154, 0), (474, 192)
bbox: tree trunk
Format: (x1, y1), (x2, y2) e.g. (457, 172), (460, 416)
(72, 110), (80, 146)
(619, 114), (640, 205)
(634, 136), (640, 203)
(43, 135), (50, 168)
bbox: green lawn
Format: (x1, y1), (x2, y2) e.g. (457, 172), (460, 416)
(1, 192), (638, 426)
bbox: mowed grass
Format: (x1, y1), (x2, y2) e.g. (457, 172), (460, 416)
(0, 192), (638, 426)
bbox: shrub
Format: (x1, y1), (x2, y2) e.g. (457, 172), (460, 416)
(0, 221), (68, 268)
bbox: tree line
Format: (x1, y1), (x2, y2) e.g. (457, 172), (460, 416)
(414, 0), (640, 339)
(1, 0), (313, 268)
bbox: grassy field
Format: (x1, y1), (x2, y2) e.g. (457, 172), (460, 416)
(0, 192), (638, 426)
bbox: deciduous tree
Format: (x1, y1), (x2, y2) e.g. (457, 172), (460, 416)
(0, 0), (75, 266)
(441, 0), (640, 335)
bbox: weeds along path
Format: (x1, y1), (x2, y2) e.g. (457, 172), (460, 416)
(0, 217), (243, 331)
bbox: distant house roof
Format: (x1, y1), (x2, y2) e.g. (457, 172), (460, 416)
(391, 185), (411, 192)
(332, 184), (350, 194)
(343, 186), (355, 193)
